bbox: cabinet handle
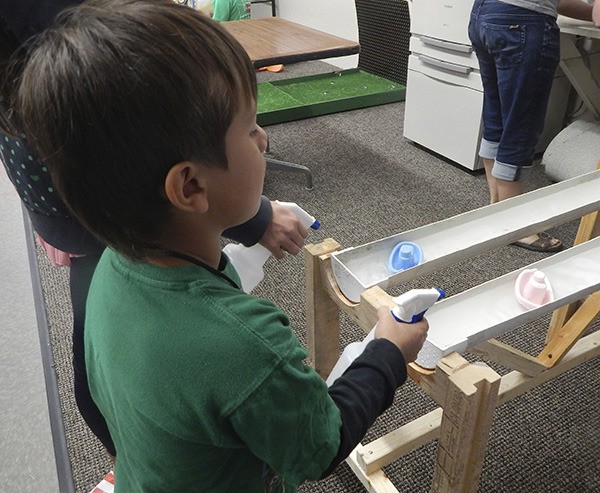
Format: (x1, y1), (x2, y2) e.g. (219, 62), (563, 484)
(421, 35), (473, 54)
(418, 54), (472, 74)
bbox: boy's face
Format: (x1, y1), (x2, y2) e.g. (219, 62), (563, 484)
(214, 99), (268, 228)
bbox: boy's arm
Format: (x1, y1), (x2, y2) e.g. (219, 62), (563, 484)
(321, 338), (407, 476)
(229, 337), (408, 486)
(223, 195), (272, 246)
(557, 0), (593, 21)
(223, 197), (308, 258)
(322, 308), (427, 475)
(594, 0), (600, 26)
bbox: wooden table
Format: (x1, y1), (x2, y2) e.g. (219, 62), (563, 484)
(222, 17), (360, 190)
(222, 17), (360, 68)
(557, 17), (600, 119)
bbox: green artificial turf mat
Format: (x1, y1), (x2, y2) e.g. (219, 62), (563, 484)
(257, 84), (303, 112)
(257, 69), (405, 126)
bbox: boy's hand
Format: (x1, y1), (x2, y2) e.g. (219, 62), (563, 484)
(258, 201), (309, 259)
(374, 307), (429, 363)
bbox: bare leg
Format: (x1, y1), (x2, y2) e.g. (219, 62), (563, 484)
(484, 159), (560, 248)
(483, 158), (498, 204)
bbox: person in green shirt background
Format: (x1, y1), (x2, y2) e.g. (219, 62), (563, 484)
(212, 0), (251, 21)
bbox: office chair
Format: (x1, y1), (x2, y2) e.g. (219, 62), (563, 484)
(266, 157), (313, 190)
(354, 0), (411, 85)
(263, 0), (409, 190)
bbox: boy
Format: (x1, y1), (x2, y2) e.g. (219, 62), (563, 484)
(0, 0), (306, 458)
(2, 1), (428, 491)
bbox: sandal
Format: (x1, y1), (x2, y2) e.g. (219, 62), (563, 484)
(511, 232), (564, 253)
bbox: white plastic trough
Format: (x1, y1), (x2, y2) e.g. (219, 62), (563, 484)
(415, 236), (600, 368)
(331, 170), (600, 303)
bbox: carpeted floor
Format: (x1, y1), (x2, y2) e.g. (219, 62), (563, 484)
(35, 61), (600, 492)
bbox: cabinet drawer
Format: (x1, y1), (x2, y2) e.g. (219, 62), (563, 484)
(404, 67), (483, 170)
(409, 0), (475, 45)
(410, 35), (479, 70)
(408, 53), (482, 91)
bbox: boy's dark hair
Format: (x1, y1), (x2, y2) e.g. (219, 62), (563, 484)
(2, 0), (257, 260)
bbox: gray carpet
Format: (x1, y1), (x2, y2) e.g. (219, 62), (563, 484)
(35, 61), (600, 492)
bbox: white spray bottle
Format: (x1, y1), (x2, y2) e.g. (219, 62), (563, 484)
(325, 288), (445, 386)
(223, 201), (320, 293)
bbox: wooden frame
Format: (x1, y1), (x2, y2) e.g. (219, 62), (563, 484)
(303, 173), (600, 492)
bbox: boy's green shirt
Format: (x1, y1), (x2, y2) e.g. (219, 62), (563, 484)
(212, 0), (251, 21)
(85, 248), (341, 492)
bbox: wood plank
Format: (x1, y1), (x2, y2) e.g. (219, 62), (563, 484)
(304, 239), (341, 379)
(431, 364), (500, 493)
(355, 330), (600, 474)
(346, 445), (401, 493)
(409, 353), (471, 406)
(469, 339), (547, 377)
(546, 213), (597, 341)
(357, 286), (396, 334)
(547, 301), (582, 343)
(546, 163), (600, 342)
(499, 328), (600, 403)
(537, 290), (600, 367)
(357, 408), (444, 475)
(559, 34), (600, 118)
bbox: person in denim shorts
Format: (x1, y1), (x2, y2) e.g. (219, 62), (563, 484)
(469, 0), (594, 252)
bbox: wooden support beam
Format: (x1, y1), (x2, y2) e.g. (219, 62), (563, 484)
(469, 339), (547, 377)
(573, 210), (600, 248)
(431, 364), (500, 493)
(538, 290), (600, 367)
(304, 239), (341, 379)
(346, 445), (401, 493)
(546, 210), (599, 342)
(409, 353), (471, 406)
(499, 327), (600, 403)
(357, 408), (444, 475)
(547, 163), (600, 342)
(547, 301), (582, 343)
(358, 355), (473, 474)
(559, 35), (600, 118)
(357, 286), (396, 334)
(345, 316), (600, 491)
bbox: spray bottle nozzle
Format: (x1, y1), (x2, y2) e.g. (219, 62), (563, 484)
(275, 201), (320, 231)
(391, 288), (445, 323)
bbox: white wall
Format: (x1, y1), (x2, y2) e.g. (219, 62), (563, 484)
(252, 0), (359, 69)
(0, 171), (59, 492)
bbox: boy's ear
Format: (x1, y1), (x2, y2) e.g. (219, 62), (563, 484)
(164, 161), (209, 214)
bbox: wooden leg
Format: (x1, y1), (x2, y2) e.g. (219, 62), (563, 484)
(547, 209), (600, 341)
(546, 301), (582, 343)
(546, 167), (600, 343)
(431, 363), (500, 493)
(538, 290), (600, 367)
(304, 239), (341, 379)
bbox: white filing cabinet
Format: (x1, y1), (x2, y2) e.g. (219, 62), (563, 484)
(404, 0), (570, 171)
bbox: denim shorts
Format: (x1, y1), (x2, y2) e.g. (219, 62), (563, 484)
(469, 0), (560, 181)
